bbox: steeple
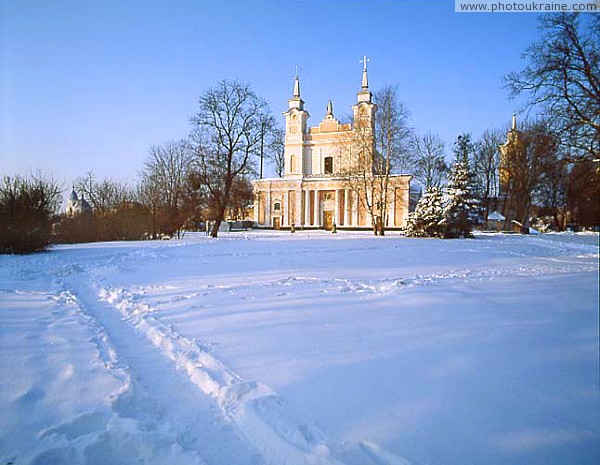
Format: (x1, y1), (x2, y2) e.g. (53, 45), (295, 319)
(293, 72), (300, 98)
(287, 71), (305, 111)
(356, 55), (373, 104)
(512, 113), (517, 131)
(326, 100), (333, 117)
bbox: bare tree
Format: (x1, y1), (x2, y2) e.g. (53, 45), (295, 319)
(501, 120), (560, 228)
(473, 129), (503, 220)
(341, 85), (413, 236)
(537, 157), (568, 230)
(505, 13), (600, 160)
(75, 171), (134, 216)
(410, 132), (448, 189)
(566, 159), (600, 227)
(341, 122), (380, 235)
(190, 80), (273, 237)
(374, 85), (413, 174)
(227, 176), (254, 221)
(140, 139), (194, 238)
(258, 115), (276, 179)
(266, 127), (286, 178)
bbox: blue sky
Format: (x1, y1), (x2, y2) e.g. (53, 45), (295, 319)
(2, 0), (542, 187)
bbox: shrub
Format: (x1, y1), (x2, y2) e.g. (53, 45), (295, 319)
(0, 174), (61, 254)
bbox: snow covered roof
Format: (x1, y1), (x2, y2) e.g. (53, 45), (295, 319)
(487, 211), (505, 220)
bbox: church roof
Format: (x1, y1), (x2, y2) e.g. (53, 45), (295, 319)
(80, 197), (92, 211)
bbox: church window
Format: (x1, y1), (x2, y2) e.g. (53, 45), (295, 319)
(324, 156), (333, 174)
(273, 202), (281, 211)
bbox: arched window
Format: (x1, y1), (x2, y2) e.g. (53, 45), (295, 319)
(324, 156), (333, 174)
(289, 154), (296, 173)
(274, 202), (281, 212)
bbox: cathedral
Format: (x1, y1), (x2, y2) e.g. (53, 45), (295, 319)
(253, 60), (411, 230)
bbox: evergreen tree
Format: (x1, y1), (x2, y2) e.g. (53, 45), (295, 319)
(405, 186), (446, 238)
(453, 133), (475, 165)
(444, 161), (481, 238)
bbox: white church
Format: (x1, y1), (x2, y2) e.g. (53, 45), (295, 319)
(253, 59), (411, 230)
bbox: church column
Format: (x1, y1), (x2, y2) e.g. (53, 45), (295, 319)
(334, 189), (340, 227)
(344, 189), (350, 226)
(302, 189), (310, 226)
(266, 188), (272, 227)
(352, 190), (359, 226)
(283, 191), (289, 227)
(388, 188), (396, 228)
(295, 188), (302, 227)
(253, 191), (259, 224)
(313, 190), (320, 226)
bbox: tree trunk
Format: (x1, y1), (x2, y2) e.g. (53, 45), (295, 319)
(210, 178), (233, 238)
(150, 205), (156, 239)
(210, 200), (227, 238)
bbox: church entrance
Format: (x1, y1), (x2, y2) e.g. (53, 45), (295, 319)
(273, 217), (281, 230)
(323, 211), (333, 231)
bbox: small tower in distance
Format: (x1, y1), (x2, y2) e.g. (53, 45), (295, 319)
(498, 113), (522, 196)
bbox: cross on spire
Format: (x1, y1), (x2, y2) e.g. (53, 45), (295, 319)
(360, 54), (370, 72)
(360, 54), (370, 89)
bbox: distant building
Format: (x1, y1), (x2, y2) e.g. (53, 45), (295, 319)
(252, 59), (411, 230)
(498, 113), (520, 200)
(494, 114), (528, 232)
(66, 188), (92, 217)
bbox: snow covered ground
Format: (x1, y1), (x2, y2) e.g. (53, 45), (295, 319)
(1, 231), (598, 465)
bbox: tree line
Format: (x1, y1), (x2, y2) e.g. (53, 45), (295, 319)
(407, 13), (599, 237)
(1, 12), (597, 253)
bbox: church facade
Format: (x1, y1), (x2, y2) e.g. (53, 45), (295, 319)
(253, 61), (411, 230)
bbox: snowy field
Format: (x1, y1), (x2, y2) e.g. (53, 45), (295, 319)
(1, 231), (598, 465)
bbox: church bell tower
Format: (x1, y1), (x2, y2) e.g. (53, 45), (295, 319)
(352, 55), (376, 130)
(283, 73), (309, 176)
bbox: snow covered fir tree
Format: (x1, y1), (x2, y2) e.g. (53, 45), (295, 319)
(405, 187), (446, 238)
(406, 161), (481, 239)
(443, 160), (482, 238)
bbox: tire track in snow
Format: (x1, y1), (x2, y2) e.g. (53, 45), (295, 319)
(56, 274), (268, 465)
(94, 282), (350, 465)
(55, 263), (383, 465)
